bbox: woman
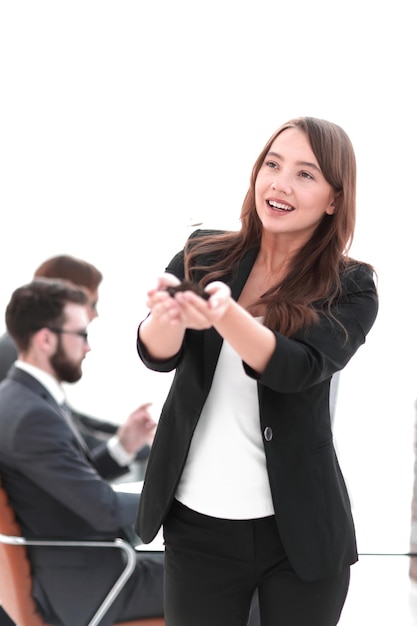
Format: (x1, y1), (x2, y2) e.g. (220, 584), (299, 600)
(135, 117), (378, 626)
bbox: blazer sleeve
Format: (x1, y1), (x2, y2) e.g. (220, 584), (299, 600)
(244, 264), (378, 393)
(70, 409), (150, 475)
(12, 405), (139, 534)
(137, 228), (226, 372)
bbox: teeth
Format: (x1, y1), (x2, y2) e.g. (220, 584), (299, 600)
(268, 200), (293, 211)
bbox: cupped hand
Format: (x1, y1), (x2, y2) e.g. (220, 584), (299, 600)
(170, 280), (232, 329)
(145, 273), (183, 325)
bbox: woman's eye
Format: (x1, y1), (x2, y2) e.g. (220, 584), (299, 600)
(265, 160), (278, 169)
(300, 171), (314, 180)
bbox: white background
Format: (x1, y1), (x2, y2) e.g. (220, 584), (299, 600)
(0, 1), (416, 558)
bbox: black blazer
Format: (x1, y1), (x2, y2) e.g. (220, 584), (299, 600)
(135, 231), (379, 582)
(0, 366), (140, 625)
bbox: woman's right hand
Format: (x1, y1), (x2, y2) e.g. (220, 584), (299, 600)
(145, 273), (183, 325)
(139, 273), (187, 360)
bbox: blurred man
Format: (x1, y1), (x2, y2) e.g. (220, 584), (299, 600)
(0, 255), (152, 452)
(0, 279), (163, 625)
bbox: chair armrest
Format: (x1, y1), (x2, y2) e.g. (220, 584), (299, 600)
(0, 533), (137, 626)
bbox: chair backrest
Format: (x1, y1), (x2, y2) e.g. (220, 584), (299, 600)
(0, 478), (49, 625)
(0, 479), (164, 626)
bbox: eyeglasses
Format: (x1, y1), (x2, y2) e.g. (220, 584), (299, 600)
(47, 327), (89, 343)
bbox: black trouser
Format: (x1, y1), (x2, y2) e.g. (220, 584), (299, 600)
(163, 499), (350, 626)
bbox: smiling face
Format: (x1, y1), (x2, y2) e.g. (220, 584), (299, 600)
(254, 127), (337, 248)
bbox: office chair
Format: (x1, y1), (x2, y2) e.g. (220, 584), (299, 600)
(0, 479), (164, 626)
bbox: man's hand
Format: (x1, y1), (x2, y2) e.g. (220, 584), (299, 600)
(116, 402), (156, 454)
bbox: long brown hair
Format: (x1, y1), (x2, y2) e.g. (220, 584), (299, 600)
(185, 117), (366, 336)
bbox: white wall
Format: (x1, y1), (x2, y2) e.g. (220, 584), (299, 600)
(0, 0), (416, 554)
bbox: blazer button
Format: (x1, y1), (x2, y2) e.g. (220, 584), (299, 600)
(264, 427), (273, 441)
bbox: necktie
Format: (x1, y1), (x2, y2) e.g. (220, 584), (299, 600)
(59, 402), (93, 461)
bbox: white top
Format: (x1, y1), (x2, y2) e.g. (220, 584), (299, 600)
(175, 329), (275, 519)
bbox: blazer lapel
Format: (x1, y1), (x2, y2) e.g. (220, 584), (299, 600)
(8, 366), (55, 403)
(230, 245), (259, 301)
(58, 402), (95, 460)
(7, 366), (95, 464)
(203, 245), (259, 382)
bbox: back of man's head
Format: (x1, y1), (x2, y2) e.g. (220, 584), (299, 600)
(6, 279), (88, 353)
(34, 255), (103, 292)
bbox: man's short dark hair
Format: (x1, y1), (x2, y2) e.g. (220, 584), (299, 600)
(6, 279), (88, 352)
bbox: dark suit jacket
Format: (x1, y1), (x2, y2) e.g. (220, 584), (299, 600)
(0, 332), (120, 440)
(0, 332), (150, 467)
(0, 334), (17, 382)
(0, 366), (141, 625)
(135, 230), (379, 582)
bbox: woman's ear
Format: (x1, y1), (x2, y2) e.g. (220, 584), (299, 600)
(327, 192), (341, 215)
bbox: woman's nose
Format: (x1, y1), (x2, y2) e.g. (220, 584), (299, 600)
(271, 173), (291, 194)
